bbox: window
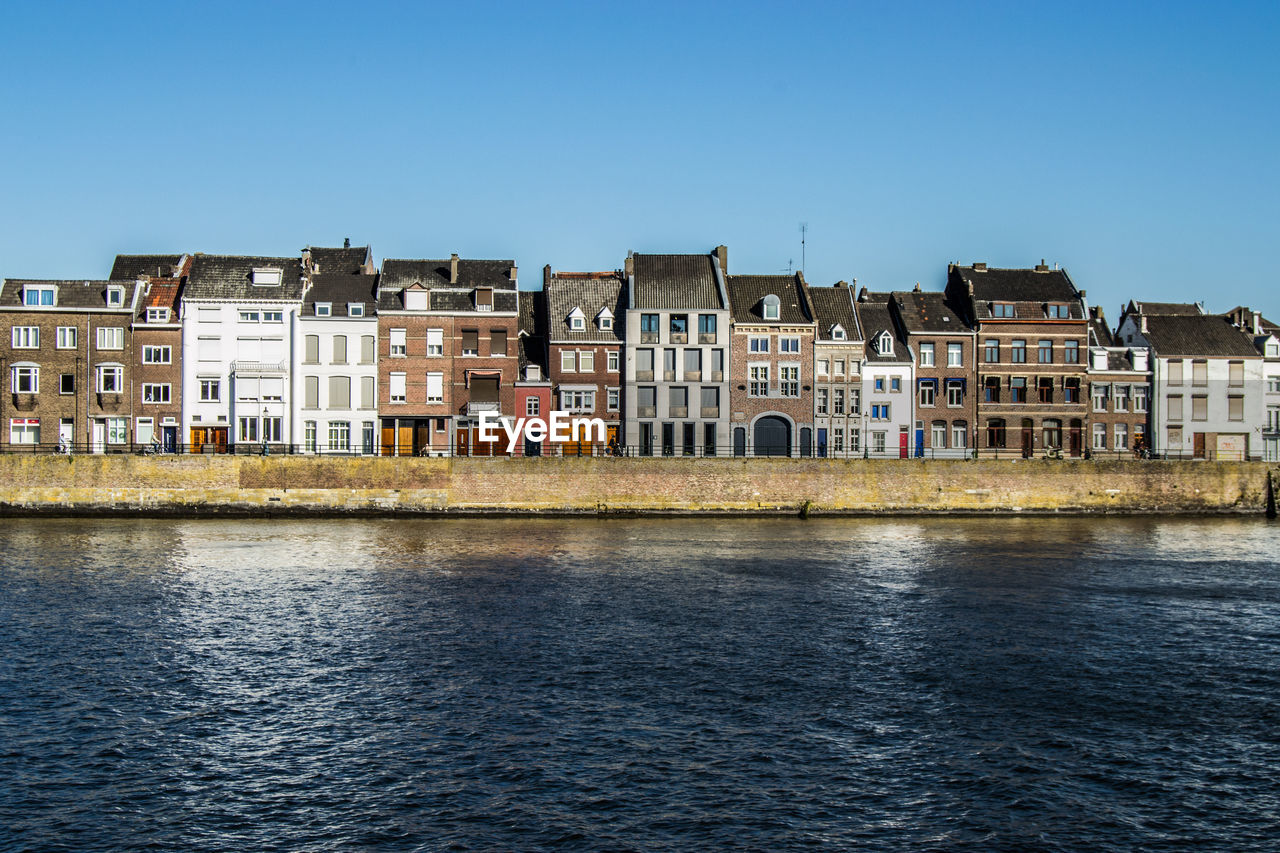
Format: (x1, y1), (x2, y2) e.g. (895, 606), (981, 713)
(833, 388), (845, 415)
(1228, 395), (1244, 421)
(491, 330), (508, 357)
(1192, 360), (1208, 386)
(762, 295), (780, 320)
(670, 315), (688, 341)
(390, 329), (407, 356)
(748, 336), (770, 353)
(698, 314), (717, 341)
(874, 377), (884, 393)
(597, 312), (613, 331)
(1167, 395), (1183, 421)
(947, 343), (963, 367)
(11, 365), (38, 393)
(263, 311), (283, 323)
(579, 351), (594, 372)
(142, 384), (171, 404)
(1167, 359), (1183, 385)
(361, 335), (375, 364)
(236, 377), (260, 402)
(332, 335), (348, 364)
(636, 349), (654, 379)
(1092, 384), (1109, 411)
(389, 372), (406, 403)
(10, 418), (39, 444)
(106, 285), (125, 307)
(877, 331), (894, 356)
(1038, 340), (1053, 363)
(56, 327), (77, 349)
(850, 389), (861, 414)
(952, 423), (967, 449)
(304, 334), (320, 363)
(1064, 340), (1079, 364)
(328, 421), (351, 451)
(569, 311), (585, 331)
(426, 372), (444, 404)
(1133, 386), (1149, 413)
(266, 417), (284, 443)
(329, 376), (351, 409)
(833, 428), (844, 453)
(1011, 340), (1026, 363)
(97, 365), (123, 393)
(947, 381), (964, 407)
(349, 304), (365, 318)
(984, 339), (999, 363)
(608, 388), (621, 412)
(96, 327), (123, 350)
(872, 432), (887, 453)
(749, 365), (769, 396)
(984, 376), (1000, 403)
(641, 313), (659, 342)
(1114, 385), (1130, 412)
(919, 343), (936, 367)
(817, 388), (829, 415)
(561, 351), (576, 373)
(871, 403), (890, 421)
(816, 358), (828, 377)
(238, 416), (259, 443)
(890, 377), (901, 393)
(1093, 423), (1107, 450)
(24, 285), (55, 306)
(607, 351), (619, 372)
(564, 390), (597, 413)
(199, 379), (220, 402)
(1047, 304), (1070, 319)
(1064, 378), (1080, 404)
(60, 374), (74, 394)
(142, 345), (171, 364)
(239, 311), (260, 323)
(1114, 423), (1129, 450)
(1038, 377), (1054, 404)
(779, 337), (800, 354)
(1269, 406), (1280, 431)
(931, 422), (947, 448)
(1010, 377), (1026, 403)
(987, 419), (1007, 449)
(360, 376), (375, 409)
(526, 396), (540, 417)
(637, 386), (657, 417)
(1229, 361), (1244, 387)
(833, 359), (844, 377)
(831, 325), (847, 341)
(315, 303), (332, 317)
(779, 366), (799, 397)
(992, 303), (1015, 318)
(1192, 395), (1208, 421)
(461, 329), (479, 356)
(12, 326), (39, 348)
(919, 382), (935, 407)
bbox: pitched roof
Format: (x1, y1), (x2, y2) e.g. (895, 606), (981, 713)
(110, 254), (186, 281)
(631, 253), (724, 310)
(184, 254), (307, 301)
(856, 301), (911, 363)
(517, 290), (547, 374)
(1132, 301), (1203, 316)
(1088, 307), (1116, 347)
(545, 272), (626, 343)
(1140, 315), (1260, 358)
(138, 281), (182, 318)
(306, 245), (371, 276)
(301, 273), (378, 318)
(0, 279), (141, 312)
(377, 258), (519, 313)
(890, 289), (970, 334)
(948, 265), (1085, 321)
(808, 285), (860, 341)
(726, 274), (812, 325)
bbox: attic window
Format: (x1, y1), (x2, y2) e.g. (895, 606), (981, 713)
(315, 303), (332, 317)
(348, 304), (365, 317)
(404, 287), (428, 311)
(23, 285), (56, 307)
(991, 303), (1015, 318)
(252, 268), (283, 287)
(1047, 304), (1070, 319)
(762, 294), (781, 320)
(525, 365), (541, 381)
(106, 285), (126, 307)
(830, 324), (846, 340)
(568, 307), (586, 331)
(596, 308), (614, 330)
(474, 287), (494, 312)
(878, 331), (894, 355)
(146, 307), (170, 323)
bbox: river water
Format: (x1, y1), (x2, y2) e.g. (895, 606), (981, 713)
(1, 517), (1278, 851)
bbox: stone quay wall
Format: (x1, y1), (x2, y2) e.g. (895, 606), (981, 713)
(0, 455), (1274, 516)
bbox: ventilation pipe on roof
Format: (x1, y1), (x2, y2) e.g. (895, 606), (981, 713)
(450, 254), (459, 284)
(1035, 259), (1049, 272)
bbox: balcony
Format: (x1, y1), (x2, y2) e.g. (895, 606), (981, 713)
(699, 333), (717, 345)
(701, 406), (720, 419)
(233, 360), (288, 376)
(467, 401), (500, 415)
(637, 406), (657, 418)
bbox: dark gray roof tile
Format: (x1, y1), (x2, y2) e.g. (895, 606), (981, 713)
(631, 253), (724, 310)
(1141, 315), (1260, 358)
(185, 255), (307, 301)
(546, 272), (626, 343)
(726, 275), (812, 325)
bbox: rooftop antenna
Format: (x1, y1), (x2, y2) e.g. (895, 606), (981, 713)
(799, 222), (808, 274)
(781, 258), (794, 274)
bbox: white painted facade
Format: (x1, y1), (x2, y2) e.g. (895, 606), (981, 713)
(295, 314), (380, 454)
(860, 330), (914, 459)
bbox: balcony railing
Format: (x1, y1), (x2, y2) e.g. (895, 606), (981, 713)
(232, 360), (288, 375)
(467, 401), (500, 415)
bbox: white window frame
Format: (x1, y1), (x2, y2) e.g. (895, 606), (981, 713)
(199, 378), (220, 402)
(389, 372), (407, 403)
(96, 327), (124, 350)
(142, 383), (171, 404)
(97, 364), (124, 393)
(425, 372), (444, 404)
(427, 328), (444, 357)
(607, 351), (619, 372)
(947, 343), (963, 368)
(919, 343), (934, 367)
(315, 303), (332, 317)
(146, 307), (171, 323)
(390, 328), (407, 356)
(142, 345), (172, 364)
(11, 364), (38, 394)
(12, 326), (39, 349)
(56, 326), (77, 349)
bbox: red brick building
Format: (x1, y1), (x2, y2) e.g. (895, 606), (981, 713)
(114, 254), (189, 452)
(889, 286), (976, 457)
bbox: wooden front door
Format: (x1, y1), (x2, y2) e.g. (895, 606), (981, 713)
(1021, 419), (1034, 457)
(1193, 432), (1206, 459)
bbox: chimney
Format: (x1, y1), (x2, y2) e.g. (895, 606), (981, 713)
(624, 252), (634, 278)
(301, 249), (312, 273)
(509, 264), (518, 283)
(857, 286), (868, 303)
(973, 262), (987, 271)
(913, 282), (921, 292)
(834, 280), (848, 288)
(344, 237), (351, 249)
(449, 253), (459, 284)
(715, 245), (728, 276)
(1140, 315), (1148, 334)
(1253, 311), (1262, 335)
(543, 264), (552, 289)
(1035, 259), (1049, 272)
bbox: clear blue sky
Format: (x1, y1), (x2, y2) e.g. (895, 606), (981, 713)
(1, 1), (1275, 320)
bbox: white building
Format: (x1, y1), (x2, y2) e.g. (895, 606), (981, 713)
(855, 293), (914, 458)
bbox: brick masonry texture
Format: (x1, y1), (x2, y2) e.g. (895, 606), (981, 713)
(0, 456), (1272, 515)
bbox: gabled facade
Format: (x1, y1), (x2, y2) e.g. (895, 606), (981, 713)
(377, 254), (519, 456)
(890, 286), (976, 458)
(1085, 307), (1152, 457)
(726, 272), (815, 456)
(0, 277), (146, 451)
(946, 262), (1089, 457)
(1117, 302), (1263, 460)
(544, 266), (625, 454)
(122, 254), (189, 452)
(809, 283), (864, 457)
(856, 290), (914, 457)
(623, 247), (731, 456)
(181, 254), (306, 453)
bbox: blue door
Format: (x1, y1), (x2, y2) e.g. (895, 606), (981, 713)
(817, 428), (827, 458)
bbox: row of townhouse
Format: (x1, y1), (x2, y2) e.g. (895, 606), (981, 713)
(1, 243), (1274, 460)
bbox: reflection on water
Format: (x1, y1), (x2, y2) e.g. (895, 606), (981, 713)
(1, 517), (1278, 850)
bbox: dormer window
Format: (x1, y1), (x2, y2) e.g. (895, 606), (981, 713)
(991, 303), (1015, 318)
(596, 308), (614, 330)
(252, 268), (283, 287)
(315, 303), (332, 317)
(474, 287), (494, 312)
(106, 285), (125, 307)
(568, 307), (586, 331)
(525, 365), (541, 381)
(403, 285), (428, 311)
(1267, 341), (1279, 358)
(348, 304), (365, 317)
(23, 285), (55, 307)
(877, 331), (894, 356)
(1047, 304), (1070, 319)
(830, 323), (846, 341)
(762, 294), (781, 320)
(146, 307), (171, 323)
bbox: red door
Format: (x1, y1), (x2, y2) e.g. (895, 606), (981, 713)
(899, 429), (909, 459)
